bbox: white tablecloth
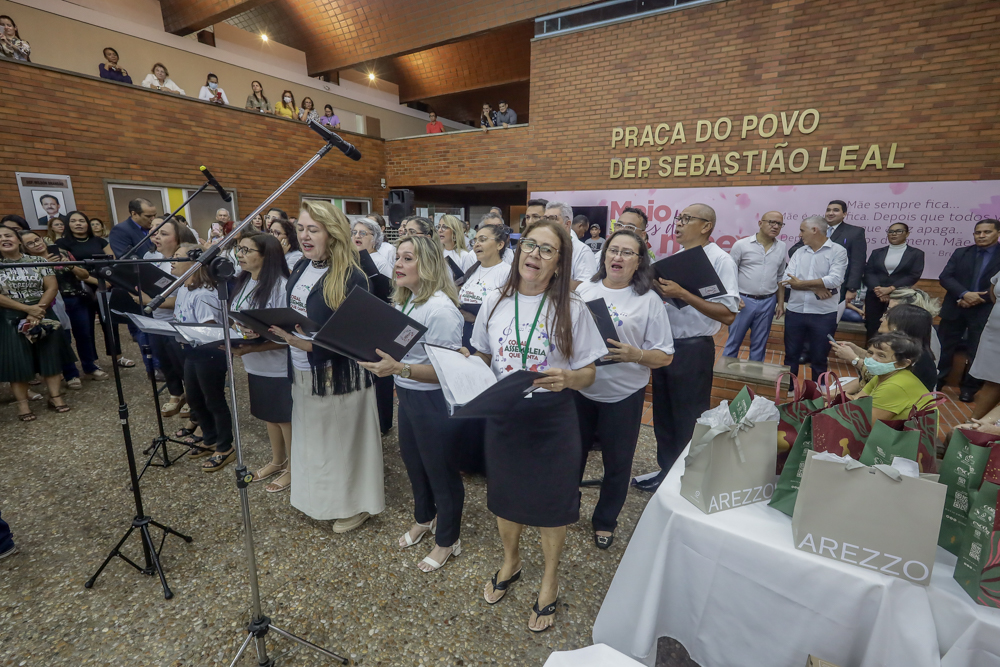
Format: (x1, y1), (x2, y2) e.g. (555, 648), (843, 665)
(544, 643), (645, 667)
(593, 445), (1000, 667)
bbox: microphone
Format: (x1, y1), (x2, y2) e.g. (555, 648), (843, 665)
(307, 120), (362, 161)
(200, 166), (232, 202)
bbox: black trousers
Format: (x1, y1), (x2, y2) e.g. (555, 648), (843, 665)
(150, 333), (185, 397)
(576, 387), (646, 532)
(652, 336), (715, 479)
(784, 310), (838, 380)
(864, 290), (890, 341)
(374, 374), (395, 434)
(396, 386), (465, 547)
(183, 349), (231, 453)
(937, 307), (991, 392)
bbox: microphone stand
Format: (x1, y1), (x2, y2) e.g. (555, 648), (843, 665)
(147, 128), (355, 666)
(0, 255), (194, 598)
(118, 180), (212, 261)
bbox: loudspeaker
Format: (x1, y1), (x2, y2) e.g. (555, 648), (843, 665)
(388, 189), (414, 225)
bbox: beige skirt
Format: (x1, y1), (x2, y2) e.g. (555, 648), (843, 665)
(290, 369), (385, 521)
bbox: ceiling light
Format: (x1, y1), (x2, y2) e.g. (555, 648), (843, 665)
(368, 72), (376, 81)
(261, 34), (268, 42)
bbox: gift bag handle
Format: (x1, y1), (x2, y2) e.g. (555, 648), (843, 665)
(775, 371), (803, 402)
(910, 391), (948, 415)
(817, 371), (843, 406)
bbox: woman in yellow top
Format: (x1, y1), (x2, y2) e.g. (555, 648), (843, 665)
(848, 331), (932, 420)
(274, 90), (296, 119)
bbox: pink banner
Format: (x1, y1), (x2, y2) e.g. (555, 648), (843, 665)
(535, 181), (1000, 278)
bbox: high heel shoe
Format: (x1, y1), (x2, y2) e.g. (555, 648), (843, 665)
(398, 519), (436, 548)
(15, 399), (35, 422)
(418, 540), (461, 572)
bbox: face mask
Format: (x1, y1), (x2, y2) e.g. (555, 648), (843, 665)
(864, 357), (898, 376)
(283, 96), (291, 103)
(209, 82), (218, 90)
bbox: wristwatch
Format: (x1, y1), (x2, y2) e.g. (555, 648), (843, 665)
(399, 364), (411, 379)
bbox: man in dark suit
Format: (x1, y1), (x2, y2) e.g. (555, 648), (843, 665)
(37, 194), (68, 227)
(789, 200), (867, 304)
(108, 197), (156, 258)
(937, 219), (1000, 402)
(862, 222), (925, 339)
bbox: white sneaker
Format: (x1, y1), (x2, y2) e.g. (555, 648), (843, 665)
(332, 512), (371, 534)
(0, 545), (18, 560)
(66, 377), (83, 390)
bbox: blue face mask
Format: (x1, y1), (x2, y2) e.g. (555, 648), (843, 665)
(208, 81), (218, 90)
(864, 356), (898, 376)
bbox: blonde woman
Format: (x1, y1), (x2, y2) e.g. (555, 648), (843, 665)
(360, 235), (466, 572)
(437, 214), (476, 272)
(269, 201), (384, 533)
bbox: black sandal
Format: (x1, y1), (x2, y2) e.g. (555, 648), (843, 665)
(529, 597), (559, 633)
(484, 568), (521, 605)
(594, 532), (615, 550)
(47, 395), (71, 413)
(202, 449), (236, 473)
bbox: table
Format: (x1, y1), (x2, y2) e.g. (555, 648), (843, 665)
(543, 643), (645, 667)
(592, 445), (1000, 667)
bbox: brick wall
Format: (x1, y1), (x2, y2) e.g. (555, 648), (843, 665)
(385, 125), (534, 185)
(386, 0), (1000, 190)
(0, 61), (386, 225)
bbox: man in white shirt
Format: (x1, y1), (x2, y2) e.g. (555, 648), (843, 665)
(633, 203), (740, 493)
(722, 211), (788, 361)
(781, 215), (848, 380)
(544, 201), (598, 289)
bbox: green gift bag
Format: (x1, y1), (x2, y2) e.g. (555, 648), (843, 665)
(953, 481), (1000, 607)
(811, 396), (874, 461)
(769, 415), (814, 516)
(859, 419), (921, 467)
(774, 372), (825, 475)
(938, 428), (994, 554)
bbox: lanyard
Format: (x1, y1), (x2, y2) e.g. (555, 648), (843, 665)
(233, 282), (254, 312)
(401, 295), (417, 317)
(514, 292), (546, 371)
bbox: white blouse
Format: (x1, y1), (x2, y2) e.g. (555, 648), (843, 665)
(141, 73), (185, 95)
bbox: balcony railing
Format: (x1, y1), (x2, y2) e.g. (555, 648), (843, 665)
(535, 0), (722, 38)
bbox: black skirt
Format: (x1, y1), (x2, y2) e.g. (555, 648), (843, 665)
(485, 390), (582, 527)
(248, 373), (293, 423)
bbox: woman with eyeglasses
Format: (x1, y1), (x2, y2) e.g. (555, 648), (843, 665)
(467, 220), (607, 632)
(457, 223), (510, 350)
(269, 217), (303, 271)
(298, 97), (319, 124)
(351, 218), (391, 277)
(437, 214), (476, 274)
(862, 222), (925, 339)
(575, 230), (674, 549)
(45, 217), (65, 244)
(0, 227), (74, 420)
(231, 233), (294, 492)
(268, 201), (384, 534)
(359, 235), (466, 571)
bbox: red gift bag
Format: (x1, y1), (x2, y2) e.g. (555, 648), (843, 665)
(882, 392), (948, 474)
(774, 372), (824, 474)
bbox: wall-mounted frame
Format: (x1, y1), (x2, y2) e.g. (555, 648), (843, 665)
(15, 172), (77, 229)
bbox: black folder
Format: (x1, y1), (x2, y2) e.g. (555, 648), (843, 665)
(309, 286), (428, 363)
(460, 303), (482, 318)
(446, 256), (465, 284)
(358, 249), (393, 302)
(585, 298), (621, 366)
(452, 370), (546, 418)
(651, 245), (727, 309)
(107, 262), (175, 297)
(228, 308), (320, 344)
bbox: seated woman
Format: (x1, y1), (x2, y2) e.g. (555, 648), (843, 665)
(141, 63), (184, 94)
(847, 332), (932, 421)
(887, 286), (941, 361)
(831, 304), (937, 393)
(0, 15), (30, 62)
(199, 73), (229, 105)
(0, 226), (75, 420)
(359, 235), (466, 571)
(274, 90), (296, 119)
(98, 47), (132, 84)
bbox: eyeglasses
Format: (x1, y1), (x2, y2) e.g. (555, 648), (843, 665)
(474, 235), (497, 245)
(762, 220), (785, 228)
(435, 225), (450, 232)
(519, 238), (558, 260)
(351, 230), (370, 238)
(616, 223), (641, 233)
(24, 238), (45, 246)
(235, 246), (259, 255)
(674, 213), (711, 227)
(606, 246), (639, 259)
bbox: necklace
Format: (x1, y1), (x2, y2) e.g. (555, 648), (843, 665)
(311, 258), (329, 269)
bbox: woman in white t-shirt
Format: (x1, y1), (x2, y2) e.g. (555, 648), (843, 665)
(360, 235), (466, 572)
(437, 214), (476, 275)
(142, 219), (197, 418)
(351, 218), (392, 277)
(231, 234), (293, 493)
(268, 202), (384, 534)
(269, 217), (304, 271)
(575, 230), (674, 549)
(458, 221), (510, 350)
(169, 245), (235, 472)
(469, 220), (607, 632)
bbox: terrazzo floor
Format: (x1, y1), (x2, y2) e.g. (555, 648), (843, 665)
(0, 335), (698, 667)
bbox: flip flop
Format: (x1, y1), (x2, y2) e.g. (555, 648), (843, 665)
(528, 597), (559, 633)
(484, 567), (522, 605)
